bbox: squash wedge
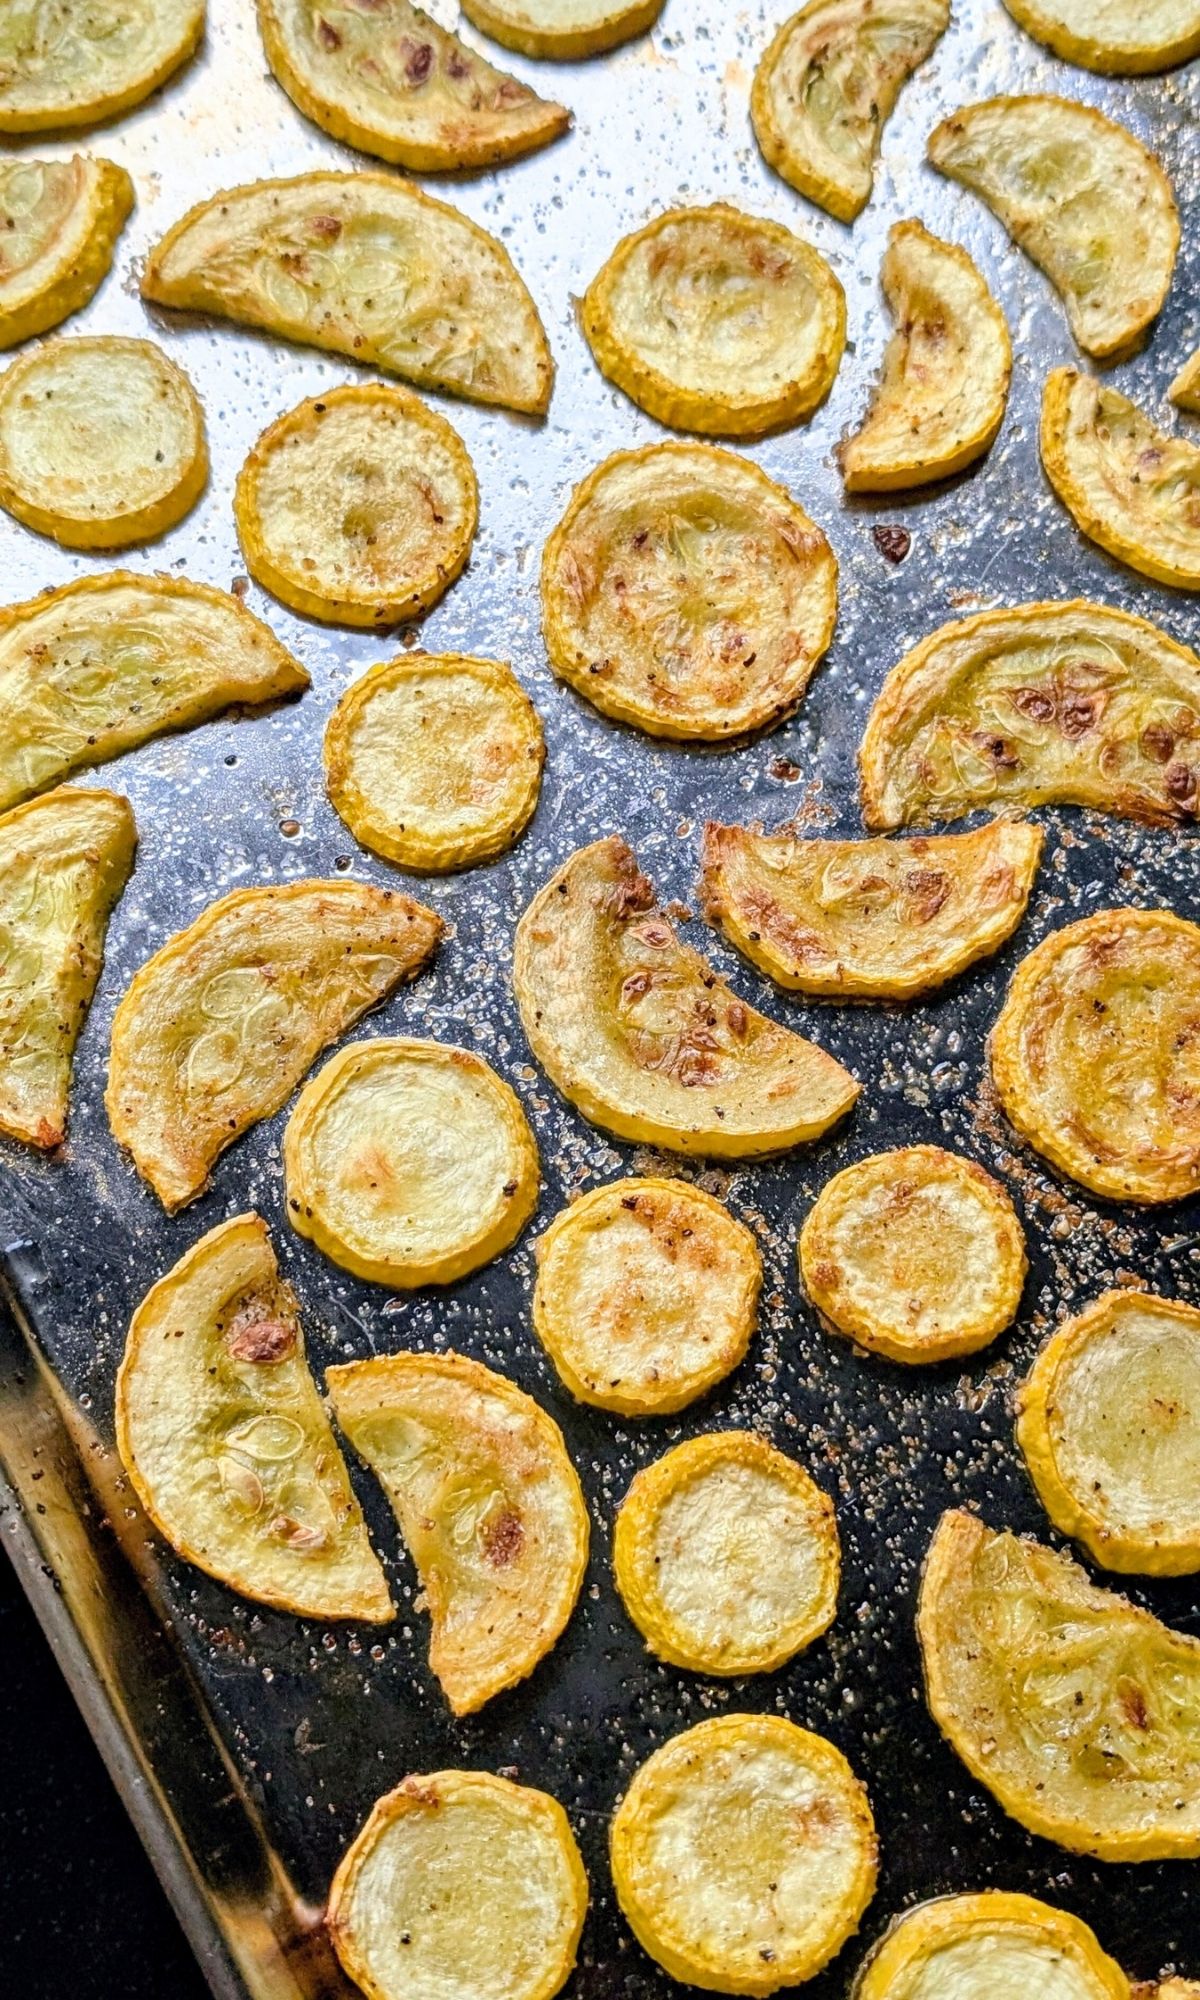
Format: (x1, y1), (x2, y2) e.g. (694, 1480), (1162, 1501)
(106, 880), (442, 1212)
(1041, 368), (1200, 591)
(326, 1351), (589, 1715)
(859, 600), (1200, 829)
(0, 570), (308, 816)
(0, 155), (133, 350)
(917, 1509), (1200, 1860)
(1170, 348), (1200, 415)
(0, 0), (203, 132)
(142, 172), (553, 416)
(116, 1213), (393, 1623)
(927, 96), (1179, 360)
(0, 786), (135, 1150)
(512, 836), (860, 1158)
(1001, 0), (1200, 74)
(459, 0), (663, 60)
(852, 1891), (1130, 2000)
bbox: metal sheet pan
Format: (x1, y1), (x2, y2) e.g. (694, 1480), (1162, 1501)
(1, 1), (1198, 1992)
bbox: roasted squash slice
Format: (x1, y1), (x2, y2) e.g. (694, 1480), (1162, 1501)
(117, 1214), (392, 1622)
(859, 600), (1200, 829)
(1017, 1291), (1200, 1577)
(852, 1891), (1130, 2000)
(751, 0), (949, 224)
(541, 443), (837, 741)
(611, 1713), (878, 1995)
(917, 1509), (1200, 1861)
(0, 0), (203, 132)
(1041, 368), (1200, 591)
(927, 96), (1179, 360)
(1170, 348), (1200, 415)
(0, 786), (135, 1150)
(326, 1351), (589, 1715)
(328, 1771), (588, 2000)
(512, 837), (860, 1158)
(0, 571), (308, 816)
(1001, 0), (1200, 73)
(1137, 1985), (1200, 2000)
(990, 908), (1200, 1205)
(459, 0), (663, 59)
(841, 220), (1010, 491)
(701, 817), (1041, 999)
(581, 204), (846, 437)
(106, 881), (441, 1212)
(142, 172), (553, 417)
(0, 155), (133, 350)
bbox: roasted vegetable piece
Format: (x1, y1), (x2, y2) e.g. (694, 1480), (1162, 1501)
(0, 155), (133, 349)
(0, 0), (203, 132)
(1041, 368), (1200, 590)
(460, 0), (663, 59)
(851, 1890), (1130, 2000)
(1002, 0), (1200, 73)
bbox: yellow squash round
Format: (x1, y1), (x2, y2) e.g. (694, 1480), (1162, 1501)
(851, 1891), (1130, 2000)
(459, 0), (663, 59)
(0, 155), (133, 349)
(1041, 367), (1200, 591)
(0, 0), (203, 131)
(1001, 0), (1200, 73)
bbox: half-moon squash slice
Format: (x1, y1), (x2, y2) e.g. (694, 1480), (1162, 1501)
(0, 571), (308, 816)
(459, 0), (663, 59)
(751, 0), (950, 224)
(0, 0), (204, 132)
(512, 836), (859, 1158)
(927, 96), (1179, 360)
(852, 1891), (1130, 2000)
(325, 1350), (589, 1715)
(1001, 0), (1200, 73)
(918, 1509), (1200, 1860)
(106, 880), (442, 1212)
(1041, 368), (1200, 591)
(0, 786), (136, 1150)
(142, 172), (553, 417)
(700, 817), (1042, 999)
(116, 1213), (393, 1622)
(1170, 349), (1200, 415)
(0, 155), (133, 350)
(841, 220), (1011, 491)
(858, 601), (1200, 829)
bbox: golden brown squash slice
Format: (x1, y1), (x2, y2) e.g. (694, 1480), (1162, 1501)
(0, 0), (203, 132)
(927, 96), (1179, 360)
(701, 817), (1042, 999)
(106, 880), (442, 1212)
(255, 0), (569, 172)
(512, 836), (859, 1158)
(0, 155), (133, 350)
(460, 0), (662, 59)
(142, 172), (553, 417)
(1170, 348), (1200, 415)
(0, 571), (308, 816)
(116, 1213), (393, 1623)
(852, 1891), (1130, 2000)
(858, 600), (1200, 829)
(1002, 0), (1200, 73)
(841, 220), (1010, 491)
(326, 1351), (589, 1715)
(917, 1509), (1200, 1860)
(0, 786), (135, 1149)
(1041, 368), (1200, 591)
(751, 0), (949, 224)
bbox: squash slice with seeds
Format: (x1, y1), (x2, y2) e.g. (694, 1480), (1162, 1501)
(116, 1213), (393, 1622)
(0, 0), (203, 132)
(1041, 369), (1200, 591)
(460, 0), (663, 59)
(1002, 0), (1200, 74)
(513, 836), (859, 1158)
(0, 155), (133, 350)
(852, 1892), (1130, 2000)
(142, 172), (553, 416)
(326, 1351), (589, 1715)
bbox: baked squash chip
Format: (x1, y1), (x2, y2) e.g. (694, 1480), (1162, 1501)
(611, 1713), (877, 1994)
(460, 0), (663, 59)
(116, 1213), (392, 1622)
(106, 881), (442, 1212)
(991, 908), (1200, 1205)
(142, 172), (553, 416)
(1002, 0), (1200, 73)
(859, 601), (1200, 829)
(0, 571), (308, 815)
(751, 0), (949, 224)
(1041, 368), (1200, 591)
(0, 0), (203, 132)
(328, 1771), (588, 2000)
(326, 1351), (589, 1715)
(701, 817), (1042, 999)
(841, 220), (1010, 491)
(512, 837), (859, 1158)
(0, 786), (135, 1150)
(581, 204), (845, 436)
(918, 1509), (1200, 1860)
(853, 1891), (1130, 2000)
(1170, 347), (1200, 415)
(927, 96), (1179, 359)
(0, 155), (133, 349)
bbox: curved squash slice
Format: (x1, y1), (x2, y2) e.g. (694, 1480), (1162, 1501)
(459, 0), (662, 59)
(256, 0), (568, 173)
(581, 204), (845, 437)
(0, 571), (308, 816)
(852, 1891), (1130, 2000)
(326, 1350), (589, 1715)
(1041, 368), (1200, 591)
(106, 881), (442, 1212)
(751, 0), (949, 224)
(116, 1213), (392, 1622)
(1170, 348), (1200, 415)
(927, 96), (1179, 360)
(0, 155), (133, 350)
(1002, 0), (1200, 73)
(0, 0), (203, 132)
(512, 836), (859, 1158)
(917, 1509), (1200, 1860)
(0, 786), (135, 1150)
(841, 220), (1010, 491)
(142, 172), (553, 417)
(858, 600), (1200, 829)
(701, 817), (1042, 999)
